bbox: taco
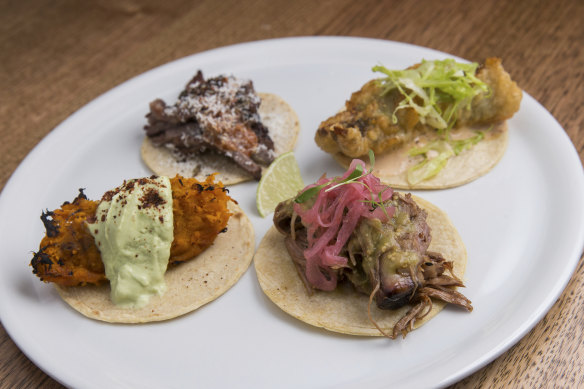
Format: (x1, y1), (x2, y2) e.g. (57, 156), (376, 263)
(31, 175), (254, 323)
(141, 70), (300, 185)
(254, 157), (472, 337)
(315, 57), (522, 189)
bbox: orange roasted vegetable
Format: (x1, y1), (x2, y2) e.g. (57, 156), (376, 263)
(31, 175), (233, 286)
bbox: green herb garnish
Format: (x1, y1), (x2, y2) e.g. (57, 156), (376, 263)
(294, 150), (375, 204)
(407, 142), (454, 184)
(373, 59), (489, 132)
(405, 129), (486, 184)
(373, 59), (490, 184)
(451, 130), (485, 155)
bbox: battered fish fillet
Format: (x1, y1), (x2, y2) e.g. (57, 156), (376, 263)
(31, 175), (233, 286)
(315, 58), (522, 158)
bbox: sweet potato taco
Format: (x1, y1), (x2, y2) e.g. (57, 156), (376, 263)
(141, 71), (300, 185)
(254, 157), (472, 337)
(31, 175), (254, 323)
(315, 58), (522, 189)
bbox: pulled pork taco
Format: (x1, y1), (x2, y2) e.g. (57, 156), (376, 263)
(254, 156), (472, 338)
(31, 175), (254, 323)
(142, 70), (300, 185)
(315, 58), (522, 189)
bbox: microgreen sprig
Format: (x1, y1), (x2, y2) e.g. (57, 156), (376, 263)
(360, 185), (393, 220)
(294, 150), (376, 204)
(325, 152), (375, 193)
(294, 151), (395, 221)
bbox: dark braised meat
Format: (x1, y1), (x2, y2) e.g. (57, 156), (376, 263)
(274, 192), (472, 338)
(144, 71), (274, 180)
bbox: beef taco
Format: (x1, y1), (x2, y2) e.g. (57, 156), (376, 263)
(315, 58), (522, 189)
(254, 157), (472, 337)
(31, 175), (254, 323)
(141, 71), (300, 184)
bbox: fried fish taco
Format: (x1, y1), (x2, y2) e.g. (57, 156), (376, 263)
(31, 175), (254, 323)
(315, 58), (522, 189)
(254, 156), (472, 338)
(141, 71), (300, 185)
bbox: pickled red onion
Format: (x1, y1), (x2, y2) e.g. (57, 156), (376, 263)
(293, 159), (395, 291)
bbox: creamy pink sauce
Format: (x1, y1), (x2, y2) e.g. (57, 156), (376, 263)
(370, 123), (504, 176)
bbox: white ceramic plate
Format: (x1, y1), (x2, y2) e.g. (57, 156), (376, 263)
(1, 37), (583, 389)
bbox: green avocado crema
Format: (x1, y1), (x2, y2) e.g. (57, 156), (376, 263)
(89, 176), (174, 309)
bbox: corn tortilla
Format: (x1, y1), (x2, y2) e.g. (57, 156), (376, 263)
(56, 203), (254, 323)
(333, 122), (508, 190)
(253, 195), (467, 336)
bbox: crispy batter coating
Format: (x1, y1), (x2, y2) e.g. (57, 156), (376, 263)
(315, 79), (419, 158)
(315, 57), (522, 159)
(31, 175), (233, 286)
(458, 57), (523, 125)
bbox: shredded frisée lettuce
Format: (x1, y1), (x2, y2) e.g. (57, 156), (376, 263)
(373, 59), (489, 131)
(372, 59), (490, 184)
(407, 141), (454, 185)
(406, 131), (486, 184)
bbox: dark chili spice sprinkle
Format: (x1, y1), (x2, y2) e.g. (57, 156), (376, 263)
(102, 190), (116, 202)
(139, 187), (166, 209)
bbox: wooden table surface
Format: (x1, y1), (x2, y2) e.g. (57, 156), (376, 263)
(1, 0), (583, 387)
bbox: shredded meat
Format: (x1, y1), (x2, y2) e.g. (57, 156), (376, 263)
(144, 71), (274, 180)
(274, 192), (472, 338)
(31, 175), (232, 286)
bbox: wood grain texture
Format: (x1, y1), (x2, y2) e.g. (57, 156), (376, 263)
(1, 0), (582, 388)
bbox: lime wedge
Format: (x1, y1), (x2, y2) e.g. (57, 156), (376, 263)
(256, 152), (304, 217)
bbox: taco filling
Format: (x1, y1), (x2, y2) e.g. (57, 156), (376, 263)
(141, 71), (300, 185)
(315, 57), (522, 188)
(31, 174), (255, 323)
(264, 158), (472, 338)
(145, 71), (274, 180)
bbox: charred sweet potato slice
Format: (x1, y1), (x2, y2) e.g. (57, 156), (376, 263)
(31, 175), (232, 286)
